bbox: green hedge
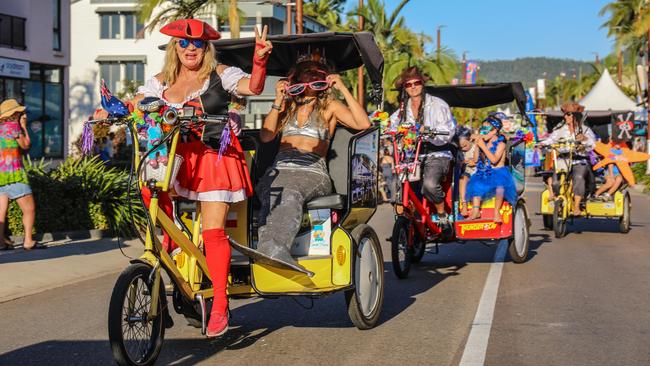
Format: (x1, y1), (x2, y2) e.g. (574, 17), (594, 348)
(632, 162), (650, 192)
(7, 157), (145, 236)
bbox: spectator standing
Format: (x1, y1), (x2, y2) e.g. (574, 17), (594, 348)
(0, 99), (43, 250)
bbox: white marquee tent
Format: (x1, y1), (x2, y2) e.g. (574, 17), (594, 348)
(579, 69), (639, 111)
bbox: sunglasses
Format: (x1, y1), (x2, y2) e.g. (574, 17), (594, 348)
(404, 80), (423, 88)
(178, 38), (206, 49)
(564, 112), (574, 117)
(285, 80), (330, 96)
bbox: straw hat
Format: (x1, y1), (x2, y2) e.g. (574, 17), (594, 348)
(560, 101), (585, 114)
(395, 66), (430, 90)
(0, 99), (26, 119)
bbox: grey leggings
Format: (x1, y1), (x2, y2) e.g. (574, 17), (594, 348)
(422, 156), (451, 204)
(257, 149), (332, 249)
(552, 163), (592, 197)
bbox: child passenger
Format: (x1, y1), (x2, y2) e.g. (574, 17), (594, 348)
(466, 116), (517, 222)
(457, 127), (476, 216)
(594, 163), (623, 201)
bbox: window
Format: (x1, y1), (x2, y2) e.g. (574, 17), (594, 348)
(0, 13), (26, 50)
(52, 0), (61, 50)
(100, 12), (143, 39)
(7, 64), (66, 159)
(99, 60), (145, 95)
(221, 18), (257, 33)
(99, 61), (121, 92)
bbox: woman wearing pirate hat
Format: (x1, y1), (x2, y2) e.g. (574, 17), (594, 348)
(539, 102), (596, 216)
(93, 19), (273, 338)
(389, 66), (456, 226)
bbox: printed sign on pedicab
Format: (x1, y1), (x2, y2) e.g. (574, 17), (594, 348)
(455, 200), (514, 240)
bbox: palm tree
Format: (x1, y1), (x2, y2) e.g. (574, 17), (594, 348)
(600, 0), (650, 56)
(229, 0), (240, 38)
(304, 0), (346, 29)
(347, 0), (459, 106)
(137, 0), (239, 36)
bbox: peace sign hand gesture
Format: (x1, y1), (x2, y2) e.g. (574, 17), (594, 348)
(255, 25), (273, 59)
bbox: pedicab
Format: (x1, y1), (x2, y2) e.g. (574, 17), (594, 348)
(537, 111), (647, 237)
(538, 138), (646, 237)
(389, 83), (531, 279)
(91, 32), (385, 366)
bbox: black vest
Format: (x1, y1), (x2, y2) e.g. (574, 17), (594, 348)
(198, 71), (231, 149)
(200, 71), (230, 115)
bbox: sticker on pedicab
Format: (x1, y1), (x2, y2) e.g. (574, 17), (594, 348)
(291, 209), (331, 256)
(499, 205), (513, 224)
(351, 131), (379, 207)
(458, 222), (498, 235)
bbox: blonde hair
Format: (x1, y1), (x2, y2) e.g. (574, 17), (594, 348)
(161, 38), (217, 86)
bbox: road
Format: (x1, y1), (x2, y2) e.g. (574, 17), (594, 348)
(0, 184), (648, 365)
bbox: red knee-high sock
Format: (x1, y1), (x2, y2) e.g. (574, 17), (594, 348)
(203, 228), (231, 316)
(141, 187), (177, 252)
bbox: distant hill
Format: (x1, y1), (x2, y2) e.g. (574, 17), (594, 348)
(476, 57), (594, 87)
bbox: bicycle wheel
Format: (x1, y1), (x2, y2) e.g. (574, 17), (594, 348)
(108, 263), (165, 366)
(391, 216), (412, 279)
(410, 223), (426, 263)
(553, 199), (567, 238)
(346, 224), (384, 330)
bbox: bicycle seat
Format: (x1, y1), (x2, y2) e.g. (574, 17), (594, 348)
(306, 194), (345, 210)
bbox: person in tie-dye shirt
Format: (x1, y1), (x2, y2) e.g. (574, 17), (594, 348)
(0, 99), (41, 250)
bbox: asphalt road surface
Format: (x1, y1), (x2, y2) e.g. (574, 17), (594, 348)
(0, 183), (648, 365)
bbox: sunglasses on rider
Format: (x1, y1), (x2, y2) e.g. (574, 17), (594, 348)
(285, 80), (330, 96)
(404, 80), (423, 88)
(564, 112), (574, 117)
(178, 38), (206, 49)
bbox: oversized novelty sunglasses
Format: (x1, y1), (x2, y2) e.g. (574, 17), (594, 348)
(404, 80), (423, 88)
(178, 38), (206, 49)
(285, 80), (330, 96)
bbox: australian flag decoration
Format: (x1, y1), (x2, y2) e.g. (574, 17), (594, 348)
(100, 79), (130, 117)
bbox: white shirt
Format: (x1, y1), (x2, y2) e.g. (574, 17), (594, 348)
(540, 123), (596, 151)
(137, 66), (249, 108)
(540, 123), (596, 163)
(389, 93), (456, 159)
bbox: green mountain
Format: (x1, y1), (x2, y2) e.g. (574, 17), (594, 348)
(476, 57), (594, 87)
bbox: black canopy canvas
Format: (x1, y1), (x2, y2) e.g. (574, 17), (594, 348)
(209, 32), (384, 89)
(424, 82), (528, 114)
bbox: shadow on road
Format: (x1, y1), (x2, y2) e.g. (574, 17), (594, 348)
(0, 239), (131, 264)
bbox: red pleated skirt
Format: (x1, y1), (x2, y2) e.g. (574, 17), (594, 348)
(174, 132), (252, 202)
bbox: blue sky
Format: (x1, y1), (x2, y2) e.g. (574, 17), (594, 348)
(347, 0), (615, 61)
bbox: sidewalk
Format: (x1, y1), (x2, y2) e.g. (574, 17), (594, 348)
(0, 237), (141, 303)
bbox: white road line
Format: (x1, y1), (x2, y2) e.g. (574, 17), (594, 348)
(459, 239), (508, 366)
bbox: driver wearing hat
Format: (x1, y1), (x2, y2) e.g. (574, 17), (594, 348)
(539, 101), (596, 215)
(389, 66), (456, 227)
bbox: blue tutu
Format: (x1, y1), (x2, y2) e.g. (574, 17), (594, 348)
(466, 166), (517, 205)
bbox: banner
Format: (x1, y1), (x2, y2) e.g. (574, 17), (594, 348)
(465, 61), (479, 84)
(0, 57), (29, 79)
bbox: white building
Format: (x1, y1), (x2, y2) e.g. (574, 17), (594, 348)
(69, 0), (327, 149)
(0, 0), (71, 159)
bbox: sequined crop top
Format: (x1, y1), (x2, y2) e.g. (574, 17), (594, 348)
(281, 110), (330, 141)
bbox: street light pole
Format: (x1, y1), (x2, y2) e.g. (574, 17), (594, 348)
(436, 25), (445, 64)
(286, 3), (292, 34)
(295, 0), (303, 34)
(358, 0), (365, 108)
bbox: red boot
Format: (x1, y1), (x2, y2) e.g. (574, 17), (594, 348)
(203, 228), (231, 337)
